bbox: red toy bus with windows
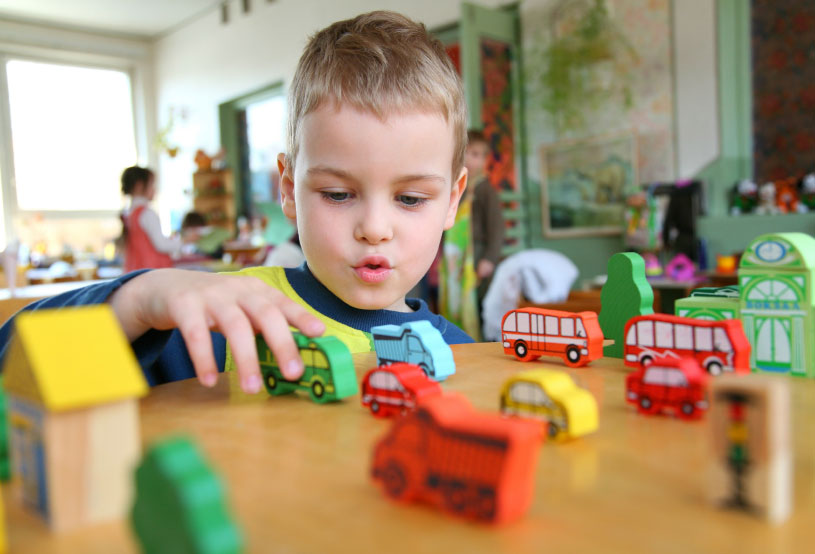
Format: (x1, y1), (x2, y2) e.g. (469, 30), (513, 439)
(623, 314), (751, 375)
(501, 308), (604, 367)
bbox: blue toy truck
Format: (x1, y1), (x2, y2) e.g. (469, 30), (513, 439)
(371, 320), (455, 381)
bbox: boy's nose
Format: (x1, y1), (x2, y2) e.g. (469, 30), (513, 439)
(353, 201), (393, 244)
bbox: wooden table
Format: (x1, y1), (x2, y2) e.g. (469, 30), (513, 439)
(5, 343), (814, 553)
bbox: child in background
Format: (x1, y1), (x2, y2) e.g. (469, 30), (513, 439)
(120, 166), (182, 272)
(0, 11), (472, 394)
(465, 130), (504, 312)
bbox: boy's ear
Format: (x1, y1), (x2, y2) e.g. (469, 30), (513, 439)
(278, 153), (297, 223)
(443, 167), (468, 230)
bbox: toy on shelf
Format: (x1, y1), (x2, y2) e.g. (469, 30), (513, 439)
(755, 182), (779, 215)
(361, 363), (442, 418)
(501, 308), (603, 367)
(500, 369), (598, 440)
(797, 173), (815, 212)
(372, 320), (455, 381)
(665, 253), (695, 281)
(715, 254), (738, 274)
(2, 306), (148, 532)
(131, 436), (244, 554)
(675, 285), (740, 321)
(370, 394), (541, 524)
(0, 377), (9, 482)
(729, 179), (759, 215)
(775, 178), (799, 214)
(643, 252), (663, 276)
(257, 333), (358, 403)
(625, 357), (709, 420)
(599, 252), (654, 358)
(738, 232), (815, 377)
(709, 375), (791, 524)
(624, 313), (751, 375)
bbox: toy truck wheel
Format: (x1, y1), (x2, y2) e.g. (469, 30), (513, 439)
(679, 402), (696, 419)
(475, 489), (497, 522)
(706, 361), (723, 376)
(639, 396), (655, 413)
(442, 481), (468, 514)
(309, 379), (326, 402)
(513, 341), (540, 362)
(547, 422), (559, 439)
(263, 371), (289, 396)
(371, 401), (380, 414)
(640, 355), (654, 366)
(380, 459), (417, 501)
(565, 346), (582, 367)
(419, 362), (431, 378)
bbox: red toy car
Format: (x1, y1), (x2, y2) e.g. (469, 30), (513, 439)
(371, 393), (541, 523)
(625, 357), (710, 420)
(361, 363), (442, 418)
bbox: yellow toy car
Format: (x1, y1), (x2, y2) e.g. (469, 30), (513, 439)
(499, 369), (598, 440)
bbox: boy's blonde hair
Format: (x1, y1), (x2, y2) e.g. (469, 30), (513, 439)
(286, 11), (467, 178)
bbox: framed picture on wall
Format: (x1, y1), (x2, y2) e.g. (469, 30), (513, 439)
(540, 131), (638, 238)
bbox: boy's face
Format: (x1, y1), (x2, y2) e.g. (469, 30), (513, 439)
(464, 141), (489, 179)
(279, 103), (466, 312)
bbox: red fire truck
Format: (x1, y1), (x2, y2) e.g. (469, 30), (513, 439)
(623, 314), (751, 375)
(371, 394), (541, 523)
(501, 308), (604, 367)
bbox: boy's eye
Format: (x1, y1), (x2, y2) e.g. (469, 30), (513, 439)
(397, 195), (426, 207)
(322, 191), (351, 202)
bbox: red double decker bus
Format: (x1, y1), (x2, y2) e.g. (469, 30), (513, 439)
(623, 314), (751, 375)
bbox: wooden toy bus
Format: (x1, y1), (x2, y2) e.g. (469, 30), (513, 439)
(623, 314), (751, 375)
(501, 308), (604, 367)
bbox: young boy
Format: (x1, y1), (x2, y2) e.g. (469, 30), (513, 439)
(0, 11), (473, 395)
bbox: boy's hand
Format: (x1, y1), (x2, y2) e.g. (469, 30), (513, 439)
(108, 269), (325, 394)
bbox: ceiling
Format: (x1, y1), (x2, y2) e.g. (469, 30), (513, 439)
(0, 0), (223, 39)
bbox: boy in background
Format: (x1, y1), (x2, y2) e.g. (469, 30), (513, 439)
(0, 11), (472, 394)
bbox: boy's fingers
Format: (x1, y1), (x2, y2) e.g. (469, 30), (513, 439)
(277, 300), (325, 337)
(212, 305), (263, 394)
(172, 304), (219, 388)
(242, 300), (305, 380)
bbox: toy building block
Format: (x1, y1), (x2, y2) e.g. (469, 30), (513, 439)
(738, 233), (815, 377)
(500, 308), (603, 367)
(257, 333), (358, 403)
(625, 357), (709, 420)
(599, 252), (654, 358)
(2, 306), (148, 532)
(371, 393), (541, 524)
(0, 377), (9, 482)
(623, 313), (751, 376)
(131, 437), (244, 554)
(708, 375), (791, 524)
(500, 369), (598, 440)
(361, 363), (442, 418)
(675, 285), (740, 321)
(372, 320), (455, 381)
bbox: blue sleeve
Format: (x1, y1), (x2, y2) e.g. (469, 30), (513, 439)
(0, 269), (227, 386)
(435, 316), (475, 345)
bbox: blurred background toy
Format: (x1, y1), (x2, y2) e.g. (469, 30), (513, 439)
(729, 179), (758, 215)
(755, 182), (779, 215)
(775, 177), (799, 214)
(797, 173), (815, 213)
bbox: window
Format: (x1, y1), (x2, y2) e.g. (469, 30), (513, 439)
(545, 316), (558, 335)
(5, 59), (137, 212)
(576, 319), (586, 337)
(675, 325), (693, 350)
(312, 351), (328, 369)
(503, 313), (516, 332)
(510, 382), (533, 404)
(300, 350), (314, 367)
(370, 371), (400, 391)
(713, 328), (732, 352)
(655, 322), (674, 348)
(695, 327), (713, 351)
(517, 312), (530, 333)
(561, 318), (575, 337)
(643, 368), (666, 385)
(665, 369), (689, 388)
(626, 325), (636, 345)
(408, 336), (423, 353)
(637, 321), (654, 347)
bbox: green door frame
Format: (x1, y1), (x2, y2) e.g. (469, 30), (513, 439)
(218, 81), (285, 217)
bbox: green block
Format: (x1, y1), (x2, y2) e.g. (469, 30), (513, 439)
(675, 296), (740, 321)
(599, 253), (654, 358)
(257, 333), (358, 403)
(131, 437), (244, 554)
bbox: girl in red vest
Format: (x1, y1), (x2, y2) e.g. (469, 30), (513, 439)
(120, 166), (181, 272)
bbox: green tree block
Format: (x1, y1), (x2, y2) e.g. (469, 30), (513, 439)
(131, 437), (244, 554)
(0, 376), (9, 481)
(599, 252), (654, 358)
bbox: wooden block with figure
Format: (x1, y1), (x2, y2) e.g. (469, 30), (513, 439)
(675, 285), (740, 321)
(599, 252), (654, 358)
(370, 393), (541, 524)
(372, 320), (455, 381)
(2, 306), (148, 532)
(500, 308), (604, 367)
(708, 375), (791, 524)
(257, 333), (358, 403)
(738, 232), (815, 377)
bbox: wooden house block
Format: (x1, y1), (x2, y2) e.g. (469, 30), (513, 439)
(738, 233), (815, 377)
(675, 286), (740, 321)
(708, 375), (791, 524)
(3, 305), (148, 532)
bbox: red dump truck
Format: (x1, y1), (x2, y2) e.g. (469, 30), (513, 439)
(370, 394), (541, 523)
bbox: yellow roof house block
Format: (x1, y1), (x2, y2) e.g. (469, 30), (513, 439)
(3, 305), (147, 411)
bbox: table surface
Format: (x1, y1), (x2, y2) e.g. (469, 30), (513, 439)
(5, 343), (814, 554)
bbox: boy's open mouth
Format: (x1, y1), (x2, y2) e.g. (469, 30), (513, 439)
(354, 256), (392, 283)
